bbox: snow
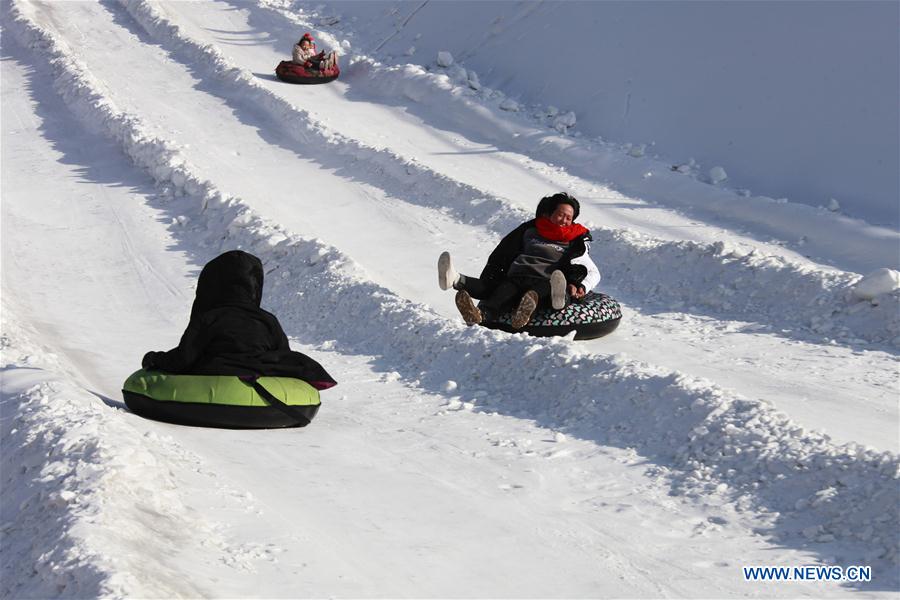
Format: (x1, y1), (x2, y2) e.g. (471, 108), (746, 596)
(498, 98), (520, 112)
(853, 269), (900, 302)
(552, 110), (576, 133)
(435, 50), (453, 67)
(324, 0), (900, 228)
(2, 0), (898, 597)
(709, 166), (729, 185)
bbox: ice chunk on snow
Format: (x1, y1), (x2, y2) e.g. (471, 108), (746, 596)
(552, 111), (576, 132)
(404, 46), (416, 56)
(499, 98), (520, 112)
(467, 70), (481, 90)
(852, 268), (900, 300)
(827, 198), (841, 212)
(803, 526), (821, 539)
(627, 144), (646, 158)
(436, 51), (454, 67)
(708, 166), (728, 184)
(442, 380), (458, 393)
(447, 65), (468, 82)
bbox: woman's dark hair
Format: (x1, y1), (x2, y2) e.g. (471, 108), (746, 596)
(536, 192), (580, 220)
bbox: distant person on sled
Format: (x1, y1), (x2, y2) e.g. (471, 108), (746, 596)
(438, 193), (601, 329)
(292, 33), (338, 72)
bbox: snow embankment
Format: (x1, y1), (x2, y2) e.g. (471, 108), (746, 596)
(267, 0), (899, 272)
(7, 0), (898, 579)
(0, 309), (264, 598)
(341, 53), (900, 277)
(291, 0), (900, 228)
(118, 0), (898, 348)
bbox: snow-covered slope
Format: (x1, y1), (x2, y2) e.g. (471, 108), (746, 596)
(305, 0), (900, 228)
(2, 0), (898, 597)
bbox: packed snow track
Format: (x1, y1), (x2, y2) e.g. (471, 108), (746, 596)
(2, 0), (898, 597)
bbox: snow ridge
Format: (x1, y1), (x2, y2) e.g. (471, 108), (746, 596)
(0, 308), (242, 599)
(8, 0), (898, 580)
(119, 0), (899, 347)
(115, 0), (524, 231)
(284, 0), (900, 252)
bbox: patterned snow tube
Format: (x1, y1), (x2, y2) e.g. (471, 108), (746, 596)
(275, 60), (339, 84)
(122, 369), (321, 429)
(480, 292), (622, 340)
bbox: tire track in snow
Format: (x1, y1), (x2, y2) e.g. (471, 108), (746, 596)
(7, 1), (898, 585)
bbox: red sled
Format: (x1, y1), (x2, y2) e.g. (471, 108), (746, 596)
(275, 60), (339, 84)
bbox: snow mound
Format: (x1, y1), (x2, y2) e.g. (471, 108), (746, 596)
(436, 50), (453, 67)
(499, 98), (520, 112)
(853, 268), (900, 300)
(552, 111), (576, 133)
(708, 166), (728, 184)
(0, 310), (258, 598)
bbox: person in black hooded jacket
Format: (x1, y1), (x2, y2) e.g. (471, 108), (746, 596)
(437, 193), (601, 329)
(142, 250), (336, 391)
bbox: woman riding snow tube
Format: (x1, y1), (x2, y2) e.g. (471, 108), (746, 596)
(123, 250), (336, 429)
(438, 192), (622, 340)
(277, 33), (339, 84)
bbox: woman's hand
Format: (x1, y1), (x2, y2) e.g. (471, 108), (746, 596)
(568, 284), (586, 299)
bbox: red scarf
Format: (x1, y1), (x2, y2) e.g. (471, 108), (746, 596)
(535, 216), (588, 243)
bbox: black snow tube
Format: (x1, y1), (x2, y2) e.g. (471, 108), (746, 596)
(479, 292), (622, 340)
(275, 60), (339, 84)
(122, 369), (321, 429)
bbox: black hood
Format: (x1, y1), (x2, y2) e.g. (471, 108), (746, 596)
(143, 249), (336, 389)
(190, 250), (264, 320)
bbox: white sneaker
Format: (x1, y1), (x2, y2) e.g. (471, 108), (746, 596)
(550, 270), (567, 310)
(438, 251), (459, 291)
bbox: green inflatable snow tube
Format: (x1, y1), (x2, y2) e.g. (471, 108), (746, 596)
(122, 369), (320, 429)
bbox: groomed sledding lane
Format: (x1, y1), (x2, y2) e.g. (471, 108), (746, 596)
(3, 0), (898, 596)
(2, 23), (852, 599)
(113, 0), (898, 451)
(13, 0), (895, 457)
(157, 0), (900, 275)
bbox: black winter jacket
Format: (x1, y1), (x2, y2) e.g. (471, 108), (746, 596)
(479, 220), (593, 290)
(142, 251), (336, 390)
